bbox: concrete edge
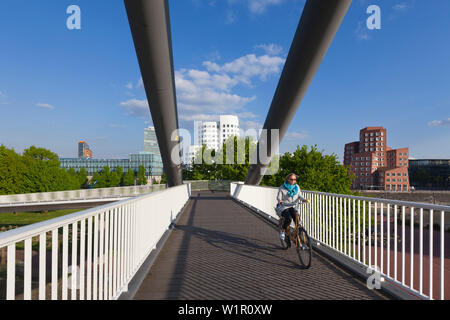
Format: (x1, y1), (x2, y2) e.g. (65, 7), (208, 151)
(118, 197), (192, 300)
(230, 196), (423, 301)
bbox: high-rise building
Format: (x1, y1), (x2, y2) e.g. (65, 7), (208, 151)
(78, 140), (92, 159)
(200, 121), (219, 151)
(183, 145), (202, 168)
(183, 115), (240, 165)
(144, 126), (161, 156)
(344, 127), (410, 191)
(219, 115), (240, 147)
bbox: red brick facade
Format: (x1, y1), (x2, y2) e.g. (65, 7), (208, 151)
(344, 127), (410, 191)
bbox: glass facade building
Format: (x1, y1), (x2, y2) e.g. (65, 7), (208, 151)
(409, 159), (450, 190)
(144, 127), (161, 156)
(59, 153), (163, 178)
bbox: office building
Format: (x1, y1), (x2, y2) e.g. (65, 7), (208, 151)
(219, 115), (240, 146)
(144, 126), (161, 156)
(409, 159), (450, 190)
(60, 153), (163, 181)
(344, 127), (410, 191)
(78, 140), (93, 159)
(183, 115), (240, 165)
(183, 145), (202, 168)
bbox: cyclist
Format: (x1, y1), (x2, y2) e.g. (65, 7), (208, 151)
(276, 173), (308, 248)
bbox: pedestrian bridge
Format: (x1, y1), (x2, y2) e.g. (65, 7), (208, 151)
(0, 182), (448, 300)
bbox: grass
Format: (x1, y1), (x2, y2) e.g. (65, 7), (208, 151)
(0, 209), (82, 231)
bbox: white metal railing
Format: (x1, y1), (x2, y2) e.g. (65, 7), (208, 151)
(0, 184), (190, 300)
(231, 183), (449, 300)
(0, 184), (166, 205)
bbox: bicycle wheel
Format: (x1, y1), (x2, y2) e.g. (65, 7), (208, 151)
(296, 228), (312, 268)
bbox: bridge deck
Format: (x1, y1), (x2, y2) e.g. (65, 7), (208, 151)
(134, 192), (388, 300)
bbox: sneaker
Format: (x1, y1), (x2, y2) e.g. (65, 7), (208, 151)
(280, 231), (285, 241)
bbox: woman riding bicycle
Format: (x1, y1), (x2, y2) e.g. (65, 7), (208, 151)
(277, 173), (308, 248)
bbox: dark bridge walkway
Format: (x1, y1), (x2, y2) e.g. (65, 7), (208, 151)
(134, 192), (388, 300)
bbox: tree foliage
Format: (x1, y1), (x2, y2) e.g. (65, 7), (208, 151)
(186, 136), (257, 182)
(137, 165), (148, 185)
(0, 145), (87, 195)
(261, 145), (354, 194)
(183, 141), (354, 194)
(0, 145), (151, 195)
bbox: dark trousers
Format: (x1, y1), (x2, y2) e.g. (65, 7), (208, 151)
(281, 207), (298, 230)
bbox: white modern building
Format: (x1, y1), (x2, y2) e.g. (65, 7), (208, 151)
(219, 115), (240, 146)
(200, 121), (219, 151)
(183, 115), (240, 165)
(183, 145), (202, 167)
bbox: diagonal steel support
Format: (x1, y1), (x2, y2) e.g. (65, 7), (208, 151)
(124, 0), (183, 187)
(245, 0), (352, 185)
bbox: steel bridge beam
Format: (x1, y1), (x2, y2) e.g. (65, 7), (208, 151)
(245, 0), (352, 185)
(124, 0), (183, 187)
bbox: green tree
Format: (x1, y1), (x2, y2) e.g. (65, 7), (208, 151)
(160, 172), (167, 184)
(137, 165), (148, 185)
(123, 169), (136, 186)
(21, 146), (77, 193)
(262, 145), (354, 194)
(0, 145), (26, 195)
(90, 172), (101, 188)
(116, 166), (124, 186)
(185, 137), (257, 182)
(215, 136), (257, 181)
(78, 167), (88, 188)
(66, 168), (81, 190)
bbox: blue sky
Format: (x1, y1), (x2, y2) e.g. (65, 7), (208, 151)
(0, 0), (449, 161)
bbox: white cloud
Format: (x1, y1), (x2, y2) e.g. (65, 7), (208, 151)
(241, 120), (263, 131)
(247, 0), (283, 14)
(108, 123), (127, 128)
(125, 82), (133, 90)
(36, 103), (54, 110)
(123, 51), (285, 128)
(120, 99), (149, 117)
(226, 10), (237, 24)
(203, 54), (285, 83)
(393, 3), (408, 11)
(355, 20), (370, 40)
(136, 78), (144, 89)
(237, 111), (259, 119)
(176, 52), (284, 122)
(255, 44), (283, 56)
(428, 118), (450, 127)
(179, 113), (219, 122)
(0, 90), (9, 105)
(285, 131), (308, 140)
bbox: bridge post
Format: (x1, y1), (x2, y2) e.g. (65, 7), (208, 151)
(245, 0), (352, 185)
(124, 0), (183, 187)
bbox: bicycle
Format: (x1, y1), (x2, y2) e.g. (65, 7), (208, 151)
(277, 201), (312, 269)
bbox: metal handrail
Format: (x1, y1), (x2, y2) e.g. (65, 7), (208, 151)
(231, 183), (449, 300)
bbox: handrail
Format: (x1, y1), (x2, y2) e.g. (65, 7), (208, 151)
(238, 184), (450, 212)
(0, 184), (166, 205)
(0, 184), (190, 300)
(231, 183), (449, 300)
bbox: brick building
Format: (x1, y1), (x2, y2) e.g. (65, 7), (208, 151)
(344, 127), (410, 191)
